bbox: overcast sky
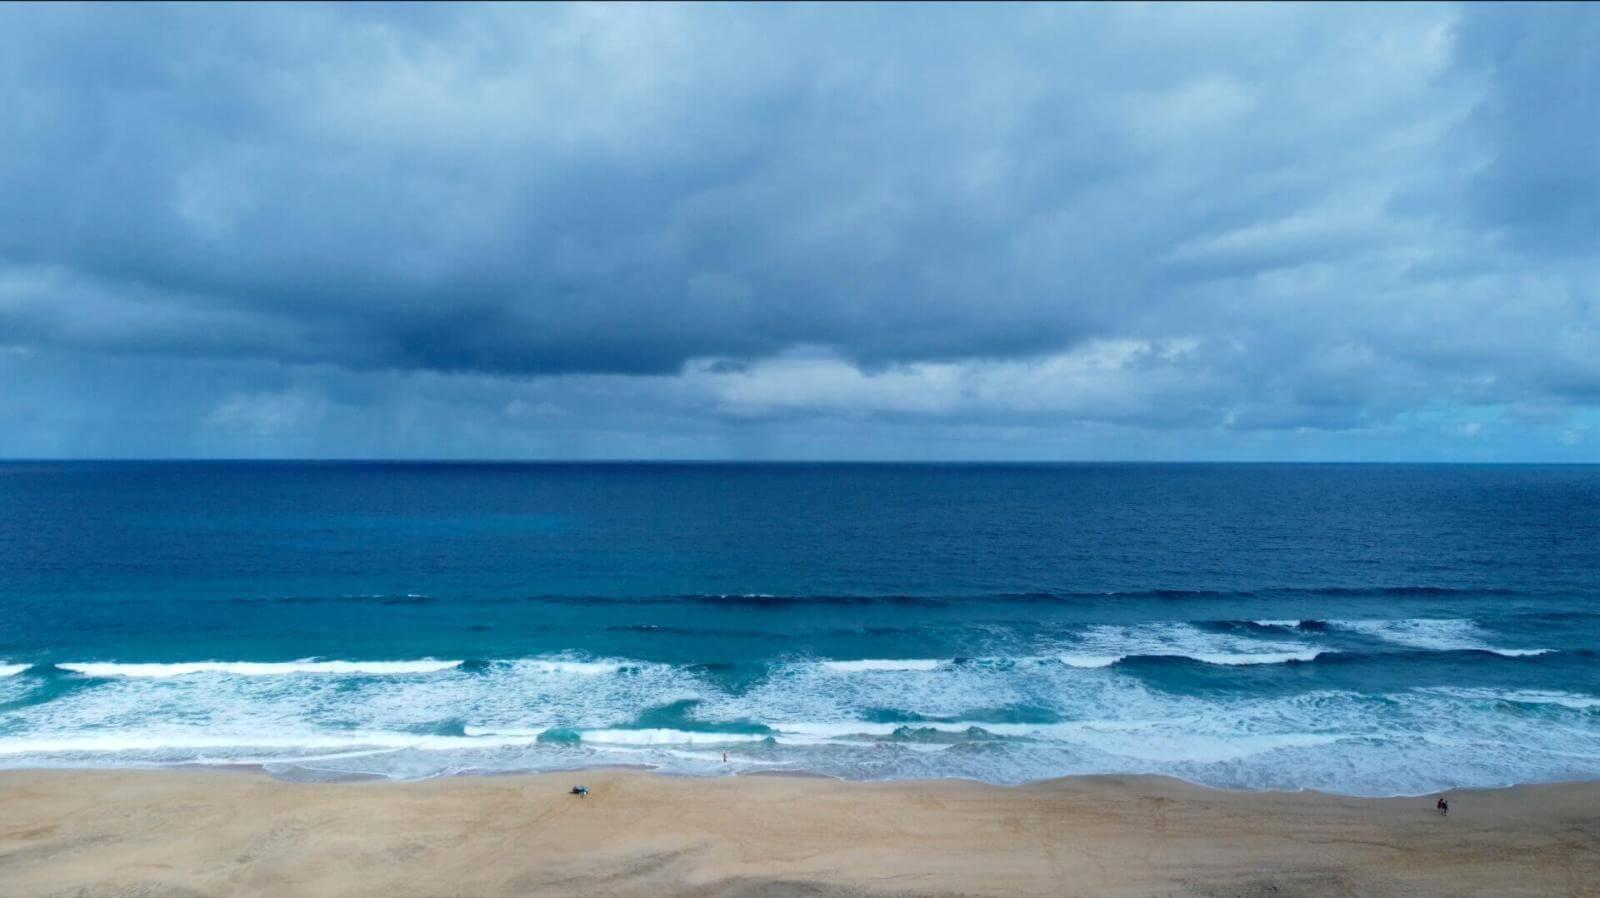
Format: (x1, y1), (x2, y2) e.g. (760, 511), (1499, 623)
(1, 2), (1596, 460)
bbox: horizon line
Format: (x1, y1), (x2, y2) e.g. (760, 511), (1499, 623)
(2, 458), (1597, 467)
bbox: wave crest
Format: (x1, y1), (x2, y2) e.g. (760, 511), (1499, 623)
(819, 659), (945, 672)
(57, 660), (463, 678)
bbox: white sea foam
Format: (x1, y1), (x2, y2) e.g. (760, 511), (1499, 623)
(1418, 688), (1600, 710)
(1060, 651), (1327, 668)
(1332, 618), (1480, 650)
(461, 726), (546, 738)
(1330, 619), (1552, 657)
(819, 659), (945, 672)
(763, 717), (1356, 763)
(1042, 725), (1350, 764)
(1058, 654), (1124, 668)
(774, 721), (994, 739)
(577, 729), (772, 745)
(818, 642), (1325, 675)
(772, 721), (912, 738)
(57, 659), (463, 678)
(1064, 623), (1320, 668)
(1189, 651), (1324, 666)
(1252, 620), (1304, 628)
(6, 642), (1599, 795)
(508, 660), (631, 676)
(0, 663), (30, 677)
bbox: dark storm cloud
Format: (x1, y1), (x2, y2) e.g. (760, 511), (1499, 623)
(0, 2), (1597, 459)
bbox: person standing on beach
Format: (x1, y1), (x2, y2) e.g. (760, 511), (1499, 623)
(1436, 797), (1449, 816)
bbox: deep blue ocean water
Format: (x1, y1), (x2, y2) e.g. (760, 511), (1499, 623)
(2, 461), (1598, 794)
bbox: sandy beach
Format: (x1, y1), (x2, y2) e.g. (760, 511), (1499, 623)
(0, 769), (1594, 897)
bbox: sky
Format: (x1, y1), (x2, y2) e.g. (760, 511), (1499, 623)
(0, 2), (1597, 461)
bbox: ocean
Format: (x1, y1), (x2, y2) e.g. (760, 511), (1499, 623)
(1, 461), (1597, 795)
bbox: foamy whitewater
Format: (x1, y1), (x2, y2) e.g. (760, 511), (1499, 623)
(0, 614), (1593, 795)
(2, 462), (1598, 795)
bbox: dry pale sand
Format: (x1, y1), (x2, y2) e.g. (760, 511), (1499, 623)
(0, 769), (1596, 898)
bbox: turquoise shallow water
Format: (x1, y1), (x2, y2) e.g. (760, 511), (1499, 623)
(1, 461), (1597, 793)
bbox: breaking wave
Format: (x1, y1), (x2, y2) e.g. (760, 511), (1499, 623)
(0, 625), (1589, 795)
(54, 660), (464, 678)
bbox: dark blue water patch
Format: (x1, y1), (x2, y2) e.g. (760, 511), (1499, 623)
(918, 705), (1062, 726)
(626, 700), (774, 735)
(152, 513), (569, 537)
(1118, 647), (1592, 699)
(230, 594), (439, 606)
(814, 626), (918, 639)
(0, 664), (102, 713)
(630, 699), (703, 730)
(414, 718), (469, 737)
(522, 593), (952, 609)
(682, 661), (774, 694)
(1266, 586), (1531, 599)
(603, 624), (778, 641)
(883, 725), (1004, 744)
(507, 587), (1534, 606)
(1509, 610), (1600, 625)
(858, 707), (930, 725)
(987, 586), (1535, 602)
(32, 663), (112, 681)
(679, 594), (954, 609)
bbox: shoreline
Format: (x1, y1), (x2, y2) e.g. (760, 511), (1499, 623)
(2, 767), (1595, 897)
(2, 758), (1591, 799)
